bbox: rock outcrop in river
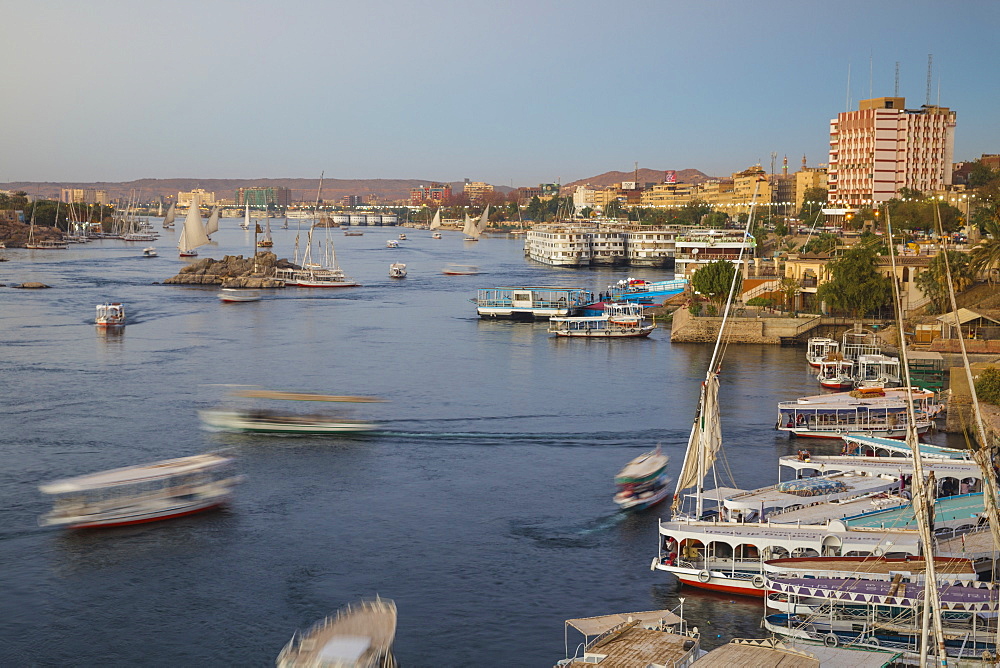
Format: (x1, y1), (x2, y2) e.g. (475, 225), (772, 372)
(163, 252), (291, 288)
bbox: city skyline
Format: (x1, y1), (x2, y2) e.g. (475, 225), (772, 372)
(3, 0), (999, 186)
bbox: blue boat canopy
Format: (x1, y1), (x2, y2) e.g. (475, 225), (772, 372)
(775, 478), (848, 496)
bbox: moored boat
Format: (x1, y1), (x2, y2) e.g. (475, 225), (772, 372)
(805, 337), (839, 367)
(817, 357), (853, 390)
(95, 302), (125, 327)
(614, 447), (670, 511)
(475, 286), (593, 320)
(555, 607), (700, 668)
(38, 453), (241, 529)
(549, 301), (655, 337)
(776, 387), (940, 439)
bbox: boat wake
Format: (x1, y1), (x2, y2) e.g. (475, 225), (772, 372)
(509, 513), (627, 547)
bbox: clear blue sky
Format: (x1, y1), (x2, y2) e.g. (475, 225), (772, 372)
(3, 0), (998, 186)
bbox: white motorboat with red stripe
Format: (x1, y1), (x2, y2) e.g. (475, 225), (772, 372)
(38, 453), (242, 529)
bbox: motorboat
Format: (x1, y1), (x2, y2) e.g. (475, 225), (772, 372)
(817, 357), (853, 390)
(805, 337), (839, 367)
(218, 288), (262, 303)
(142, 247), (158, 257)
(95, 303), (125, 327)
(276, 597), (398, 668)
(199, 389), (383, 435)
(432, 232), (442, 239)
(548, 301), (655, 337)
(386, 239), (399, 248)
(389, 263), (407, 279)
(38, 453), (241, 529)
(398, 233), (406, 240)
(614, 447), (670, 511)
(442, 264), (478, 275)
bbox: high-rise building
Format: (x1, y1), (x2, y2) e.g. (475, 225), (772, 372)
(60, 189), (109, 205)
(342, 195), (363, 207)
(828, 97), (956, 207)
(462, 180), (494, 204)
(236, 186), (290, 207)
(409, 183), (452, 205)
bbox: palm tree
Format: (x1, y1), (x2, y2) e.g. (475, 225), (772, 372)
(916, 250), (975, 313)
(970, 216), (1000, 282)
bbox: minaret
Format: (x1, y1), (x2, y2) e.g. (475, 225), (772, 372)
(802, 155), (807, 171)
(782, 155), (788, 176)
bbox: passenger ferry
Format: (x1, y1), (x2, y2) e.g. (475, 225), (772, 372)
(38, 453), (241, 529)
(475, 286), (593, 320)
(776, 387), (940, 439)
(548, 302), (655, 337)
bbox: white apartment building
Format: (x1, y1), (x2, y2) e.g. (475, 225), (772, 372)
(828, 97), (956, 207)
(178, 189), (217, 207)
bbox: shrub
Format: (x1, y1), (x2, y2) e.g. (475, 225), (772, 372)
(975, 367), (1000, 405)
(688, 302), (703, 316)
(705, 304), (719, 317)
(745, 297), (773, 308)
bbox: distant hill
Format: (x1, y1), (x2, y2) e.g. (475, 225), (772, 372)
(562, 168), (716, 192)
(0, 178), (485, 204)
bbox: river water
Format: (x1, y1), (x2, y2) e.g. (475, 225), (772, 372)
(0, 223), (958, 666)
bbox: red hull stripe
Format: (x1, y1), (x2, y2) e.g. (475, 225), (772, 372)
(675, 576), (767, 598)
(71, 502), (224, 529)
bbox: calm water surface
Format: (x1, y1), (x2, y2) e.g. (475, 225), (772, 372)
(0, 223), (958, 666)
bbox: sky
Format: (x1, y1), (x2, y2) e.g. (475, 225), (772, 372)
(3, 0), (999, 186)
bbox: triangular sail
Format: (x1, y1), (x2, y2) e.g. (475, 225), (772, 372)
(263, 218), (272, 242)
(429, 208), (441, 230)
(163, 202), (176, 227)
(243, 203), (250, 229)
(179, 196), (210, 253)
(671, 372), (722, 514)
(461, 211), (475, 236)
(205, 205), (220, 236)
(476, 205), (490, 234)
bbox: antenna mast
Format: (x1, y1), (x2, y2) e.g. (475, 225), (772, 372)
(894, 62), (900, 97)
(926, 54), (933, 105)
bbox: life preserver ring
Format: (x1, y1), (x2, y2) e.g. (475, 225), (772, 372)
(628, 328), (637, 334)
(697, 570), (711, 583)
(824, 634), (839, 647)
(752, 574), (766, 589)
(865, 636), (881, 647)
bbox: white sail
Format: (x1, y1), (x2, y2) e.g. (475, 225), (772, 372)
(178, 196), (210, 254)
(242, 203), (250, 229)
(205, 205), (220, 236)
(163, 202), (176, 227)
(671, 372), (722, 515)
(429, 208), (442, 230)
(263, 218), (272, 242)
(476, 204), (491, 234)
(462, 211), (478, 238)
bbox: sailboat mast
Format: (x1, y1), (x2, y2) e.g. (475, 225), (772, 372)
(885, 208), (947, 667)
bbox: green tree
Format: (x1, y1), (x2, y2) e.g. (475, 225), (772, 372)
(815, 245), (892, 319)
(780, 276), (801, 310)
(798, 187), (827, 218)
(690, 260), (738, 309)
(970, 216), (1000, 281)
(604, 199), (623, 218)
(801, 232), (838, 254)
(702, 211), (728, 228)
(968, 162), (999, 188)
(915, 250), (975, 313)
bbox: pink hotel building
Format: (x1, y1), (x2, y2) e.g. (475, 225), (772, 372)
(828, 96), (957, 208)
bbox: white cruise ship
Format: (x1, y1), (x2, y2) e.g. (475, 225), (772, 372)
(523, 223), (680, 268)
(672, 229), (755, 277)
(523, 225), (593, 266)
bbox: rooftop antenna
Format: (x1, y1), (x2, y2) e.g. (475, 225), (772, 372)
(926, 54), (933, 106)
(845, 63), (852, 110)
(894, 62), (900, 97)
(869, 51), (873, 98)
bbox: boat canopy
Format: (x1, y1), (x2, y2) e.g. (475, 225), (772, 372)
(768, 576), (1000, 611)
(565, 609), (682, 637)
(774, 478), (849, 496)
(39, 454), (232, 494)
(232, 389), (384, 403)
(841, 434), (970, 460)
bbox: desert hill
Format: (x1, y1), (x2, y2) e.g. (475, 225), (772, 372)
(562, 168), (715, 191)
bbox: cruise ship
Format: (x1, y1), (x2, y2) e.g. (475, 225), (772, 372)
(672, 229), (755, 277)
(523, 223), (681, 268)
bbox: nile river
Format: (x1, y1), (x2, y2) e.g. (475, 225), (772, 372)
(0, 222), (957, 666)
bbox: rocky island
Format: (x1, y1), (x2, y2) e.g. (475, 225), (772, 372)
(163, 251), (291, 288)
